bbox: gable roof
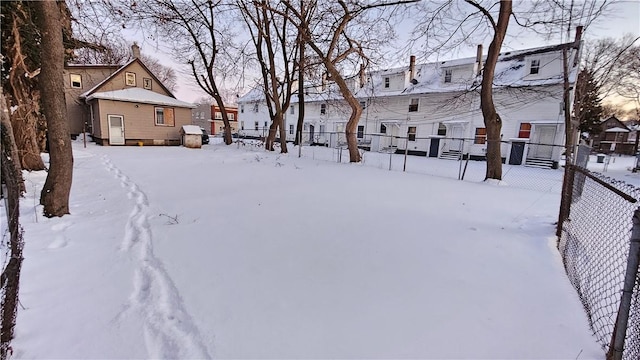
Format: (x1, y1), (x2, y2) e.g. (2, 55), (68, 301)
(86, 88), (195, 108)
(600, 116), (629, 129)
(80, 58), (174, 99)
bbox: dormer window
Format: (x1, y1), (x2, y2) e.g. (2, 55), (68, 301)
(530, 59), (540, 74)
(444, 69), (452, 83)
(384, 77), (390, 88)
(409, 98), (419, 112)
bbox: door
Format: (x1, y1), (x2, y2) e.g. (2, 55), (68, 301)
(445, 125), (464, 152)
(531, 126), (555, 158)
(108, 115), (125, 145)
(509, 141), (526, 165)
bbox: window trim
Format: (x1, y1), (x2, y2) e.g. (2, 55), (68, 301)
(155, 107), (165, 126)
(530, 59), (540, 75)
(437, 123), (447, 136)
(214, 111), (222, 120)
(125, 72), (136, 86)
(70, 74), (82, 89)
(518, 122), (532, 138)
(444, 69), (452, 83)
(474, 127), (487, 144)
(408, 126), (417, 141)
(409, 98), (419, 112)
(143, 77), (152, 90)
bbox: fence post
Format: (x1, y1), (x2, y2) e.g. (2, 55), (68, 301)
(606, 208), (640, 360)
(557, 164), (575, 238)
(403, 137), (408, 172)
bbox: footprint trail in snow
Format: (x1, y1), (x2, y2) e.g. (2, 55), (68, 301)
(102, 155), (212, 359)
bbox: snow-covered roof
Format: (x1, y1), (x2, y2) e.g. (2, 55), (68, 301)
(268, 42), (580, 104)
(86, 88), (195, 108)
(238, 87), (265, 103)
(181, 125), (203, 135)
(605, 126), (630, 133)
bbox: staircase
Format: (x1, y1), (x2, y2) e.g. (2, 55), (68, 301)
(524, 157), (555, 169)
(440, 150), (462, 160)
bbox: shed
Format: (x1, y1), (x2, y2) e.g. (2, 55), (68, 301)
(180, 125), (203, 148)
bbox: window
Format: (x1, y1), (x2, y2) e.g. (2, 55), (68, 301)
(384, 77), (390, 88)
(241, 121), (245, 130)
(380, 124), (387, 134)
(319, 125), (326, 135)
(437, 123), (447, 136)
(409, 98), (419, 112)
(530, 59), (540, 75)
(289, 124), (294, 135)
(253, 103), (259, 113)
(408, 126), (416, 141)
(254, 121), (259, 130)
(320, 103), (326, 115)
(155, 107), (175, 126)
(143, 78), (152, 90)
(357, 125), (364, 139)
(518, 122), (531, 138)
(474, 127), (487, 144)
(290, 106), (295, 114)
(360, 101), (366, 109)
(241, 105), (245, 113)
(444, 69), (452, 83)
(70, 74), (82, 89)
(229, 113), (235, 121)
(214, 111), (222, 120)
(125, 72), (136, 86)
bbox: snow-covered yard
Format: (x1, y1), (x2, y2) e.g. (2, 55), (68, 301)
(3, 140), (610, 359)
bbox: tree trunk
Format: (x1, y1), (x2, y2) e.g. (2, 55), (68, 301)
(36, 0), (73, 217)
(1, 94), (25, 194)
(4, 3), (45, 171)
(295, 40), (305, 146)
(479, 0), (511, 180)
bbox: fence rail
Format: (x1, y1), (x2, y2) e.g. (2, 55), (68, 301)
(231, 132), (566, 194)
(558, 164), (640, 360)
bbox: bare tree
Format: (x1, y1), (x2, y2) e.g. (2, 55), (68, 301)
(36, 0), (74, 217)
(412, 0), (612, 180)
(238, 0), (303, 153)
(108, 0), (243, 145)
(281, 0), (416, 162)
(581, 35), (640, 117)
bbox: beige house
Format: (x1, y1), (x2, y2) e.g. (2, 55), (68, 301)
(64, 46), (195, 145)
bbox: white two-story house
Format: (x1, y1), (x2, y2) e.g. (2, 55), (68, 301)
(238, 40), (580, 168)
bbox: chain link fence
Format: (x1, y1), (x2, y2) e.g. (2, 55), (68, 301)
(232, 131), (565, 193)
(557, 164), (640, 360)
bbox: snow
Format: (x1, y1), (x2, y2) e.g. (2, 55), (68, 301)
(86, 88), (196, 108)
(3, 140), (607, 359)
(181, 125), (203, 135)
(604, 126), (630, 133)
